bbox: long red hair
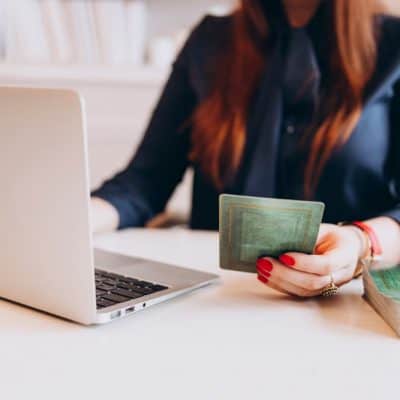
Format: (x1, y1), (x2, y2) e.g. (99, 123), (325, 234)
(189, 0), (379, 197)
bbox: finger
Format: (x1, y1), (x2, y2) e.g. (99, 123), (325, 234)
(257, 270), (321, 298)
(330, 264), (355, 287)
(316, 223), (332, 239)
(257, 257), (331, 293)
(257, 274), (291, 296)
(258, 272), (297, 296)
(278, 251), (348, 276)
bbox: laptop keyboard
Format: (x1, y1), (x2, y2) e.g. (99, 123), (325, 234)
(95, 270), (168, 309)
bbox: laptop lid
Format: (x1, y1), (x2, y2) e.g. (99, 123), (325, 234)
(0, 87), (96, 324)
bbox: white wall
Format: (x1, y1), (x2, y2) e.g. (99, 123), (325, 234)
(11, 0), (399, 225)
(147, 0), (235, 37)
(382, 0), (400, 13)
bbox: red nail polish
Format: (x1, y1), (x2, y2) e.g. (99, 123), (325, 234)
(258, 275), (269, 284)
(260, 270), (271, 278)
(257, 259), (273, 272)
(279, 254), (295, 267)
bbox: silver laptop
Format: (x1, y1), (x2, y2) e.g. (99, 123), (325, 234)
(0, 86), (218, 325)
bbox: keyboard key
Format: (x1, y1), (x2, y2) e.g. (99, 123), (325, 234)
(153, 285), (168, 291)
(98, 271), (118, 278)
(97, 298), (115, 309)
(103, 279), (117, 286)
(135, 280), (152, 288)
(116, 282), (131, 290)
(111, 288), (144, 299)
(119, 277), (140, 285)
(102, 293), (130, 304)
(97, 283), (114, 291)
(96, 289), (107, 296)
(128, 285), (154, 295)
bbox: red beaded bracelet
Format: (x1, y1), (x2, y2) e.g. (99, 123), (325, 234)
(351, 221), (383, 258)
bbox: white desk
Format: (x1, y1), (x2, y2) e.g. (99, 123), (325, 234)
(1, 228), (398, 400)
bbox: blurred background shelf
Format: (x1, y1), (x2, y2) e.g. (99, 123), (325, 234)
(0, 0), (236, 219)
(0, 63), (168, 86)
(1, 0), (399, 221)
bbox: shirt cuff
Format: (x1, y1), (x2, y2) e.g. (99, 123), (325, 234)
(91, 188), (147, 230)
(380, 208), (400, 225)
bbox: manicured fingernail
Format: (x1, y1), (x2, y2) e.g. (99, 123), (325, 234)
(257, 258), (273, 272)
(261, 270), (271, 278)
(258, 274), (269, 284)
(279, 254), (295, 267)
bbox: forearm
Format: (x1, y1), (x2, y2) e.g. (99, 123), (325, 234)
(363, 216), (400, 264)
(90, 197), (119, 233)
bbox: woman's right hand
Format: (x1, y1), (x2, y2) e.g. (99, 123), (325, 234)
(256, 223), (364, 297)
(90, 197), (119, 233)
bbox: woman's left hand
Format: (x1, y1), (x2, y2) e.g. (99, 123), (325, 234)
(256, 223), (365, 297)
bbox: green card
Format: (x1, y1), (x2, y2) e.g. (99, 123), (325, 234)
(219, 194), (325, 273)
(370, 266), (400, 301)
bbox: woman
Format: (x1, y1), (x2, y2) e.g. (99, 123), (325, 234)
(91, 0), (400, 297)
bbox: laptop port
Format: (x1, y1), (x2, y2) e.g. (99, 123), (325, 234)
(125, 306), (135, 314)
(110, 310), (121, 319)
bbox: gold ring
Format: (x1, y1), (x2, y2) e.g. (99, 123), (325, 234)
(320, 274), (339, 297)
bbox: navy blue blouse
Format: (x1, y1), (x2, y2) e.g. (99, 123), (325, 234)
(93, 12), (400, 231)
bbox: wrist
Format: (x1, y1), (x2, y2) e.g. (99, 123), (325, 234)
(351, 221), (383, 259)
(338, 225), (368, 279)
(91, 197), (119, 233)
(338, 220), (384, 279)
(341, 225), (369, 260)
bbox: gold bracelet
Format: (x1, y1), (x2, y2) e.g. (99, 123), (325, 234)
(353, 260), (365, 279)
(354, 231), (371, 278)
(338, 223), (372, 279)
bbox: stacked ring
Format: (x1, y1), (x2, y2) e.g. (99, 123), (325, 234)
(320, 274), (339, 297)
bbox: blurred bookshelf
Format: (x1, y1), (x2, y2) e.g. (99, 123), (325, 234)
(2, 0), (397, 217)
(0, 0), (398, 85)
(0, 0), (233, 85)
(0, 0), (233, 218)
(1, 0), (397, 219)
(0, 63), (167, 86)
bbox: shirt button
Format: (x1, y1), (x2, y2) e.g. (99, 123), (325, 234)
(286, 124), (295, 135)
